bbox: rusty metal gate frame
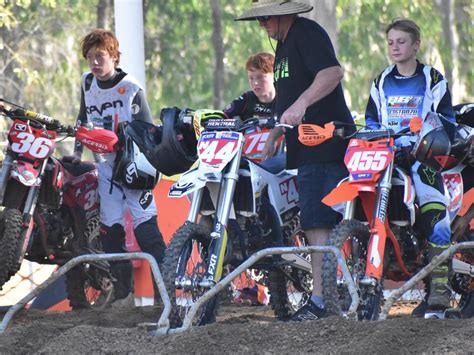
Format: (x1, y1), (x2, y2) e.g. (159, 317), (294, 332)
(380, 241), (474, 320)
(168, 245), (360, 334)
(0, 252), (171, 335)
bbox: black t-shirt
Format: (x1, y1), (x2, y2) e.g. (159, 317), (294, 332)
(274, 17), (353, 169)
(223, 91), (273, 121)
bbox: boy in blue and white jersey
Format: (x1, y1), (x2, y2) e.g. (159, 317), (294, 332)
(365, 19), (455, 314)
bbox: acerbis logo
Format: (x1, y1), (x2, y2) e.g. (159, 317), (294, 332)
(81, 138), (108, 150)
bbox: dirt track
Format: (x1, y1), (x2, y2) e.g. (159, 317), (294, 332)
(1, 303), (473, 354)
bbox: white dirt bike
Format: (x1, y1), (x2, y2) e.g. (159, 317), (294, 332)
(161, 109), (312, 326)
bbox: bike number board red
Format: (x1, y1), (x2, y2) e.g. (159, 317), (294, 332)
(9, 120), (55, 160)
(344, 139), (393, 181)
(198, 131), (240, 170)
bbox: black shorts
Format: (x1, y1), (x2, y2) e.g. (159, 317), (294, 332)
(297, 161), (348, 230)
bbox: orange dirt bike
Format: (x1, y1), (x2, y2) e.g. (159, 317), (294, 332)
(0, 100), (118, 308)
(298, 115), (474, 320)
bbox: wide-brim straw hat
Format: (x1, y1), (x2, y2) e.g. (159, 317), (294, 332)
(235, 0), (313, 21)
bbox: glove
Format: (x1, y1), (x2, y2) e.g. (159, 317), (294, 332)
(395, 146), (414, 171)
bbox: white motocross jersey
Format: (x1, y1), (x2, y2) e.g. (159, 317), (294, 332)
(81, 72), (142, 161)
(82, 72), (142, 130)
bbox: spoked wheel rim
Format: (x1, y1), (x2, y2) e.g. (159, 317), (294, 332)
(175, 237), (211, 322)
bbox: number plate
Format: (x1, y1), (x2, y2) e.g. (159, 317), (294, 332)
(443, 172), (463, 212)
(9, 119), (55, 160)
(243, 127), (284, 162)
(197, 131), (240, 170)
(344, 138), (393, 181)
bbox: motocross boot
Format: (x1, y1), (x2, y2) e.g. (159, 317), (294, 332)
(426, 243), (451, 311)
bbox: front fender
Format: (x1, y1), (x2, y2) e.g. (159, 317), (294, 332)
(168, 168), (221, 198)
(322, 180), (376, 207)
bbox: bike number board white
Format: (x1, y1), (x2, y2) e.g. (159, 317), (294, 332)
(345, 146), (393, 181)
(198, 131), (240, 170)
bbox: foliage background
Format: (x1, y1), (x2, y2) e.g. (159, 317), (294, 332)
(0, 0), (472, 125)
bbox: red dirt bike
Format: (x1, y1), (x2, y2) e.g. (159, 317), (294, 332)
(0, 100), (118, 308)
(298, 116), (474, 320)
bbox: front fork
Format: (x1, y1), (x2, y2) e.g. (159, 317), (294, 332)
(343, 161), (394, 286)
(187, 142), (244, 288)
(0, 153), (14, 205)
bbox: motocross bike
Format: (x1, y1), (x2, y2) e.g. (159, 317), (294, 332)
(0, 100), (117, 309)
(161, 109), (312, 326)
(297, 115), (474, 320)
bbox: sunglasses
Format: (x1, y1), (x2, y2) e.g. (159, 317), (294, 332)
(256, 16), (272, 21)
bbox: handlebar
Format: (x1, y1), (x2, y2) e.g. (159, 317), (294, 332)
(0, 99), (71, 134)
(298, 120), (419, 147)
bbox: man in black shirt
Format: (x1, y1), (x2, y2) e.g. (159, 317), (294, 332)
(236, 0), (354, 321)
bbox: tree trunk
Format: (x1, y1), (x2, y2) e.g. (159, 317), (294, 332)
(303, 0), (338, 54)
(97, 0), (113, 29)
(453, 0), (470, 102)
(436, 0), (463, 103)
(210, 0), (225, 109)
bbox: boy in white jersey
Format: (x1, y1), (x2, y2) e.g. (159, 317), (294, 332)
(66, 29), (166, 307)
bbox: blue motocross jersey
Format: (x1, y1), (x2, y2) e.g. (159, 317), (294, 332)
(365, 62), (455, 132)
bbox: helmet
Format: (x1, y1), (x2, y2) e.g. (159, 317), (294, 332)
(150, 107), (198, 177)
(114, 120), (161, 189)
(413, 112), (471, 171)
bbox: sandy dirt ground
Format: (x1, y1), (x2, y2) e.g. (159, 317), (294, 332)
(0, 301), (473, 354)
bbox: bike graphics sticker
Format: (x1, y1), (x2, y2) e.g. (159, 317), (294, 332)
(279, 176), (298, 205)
(443, 173), (463, 212)
(198, 131), (240, 170)
(387, 95), (423, 121)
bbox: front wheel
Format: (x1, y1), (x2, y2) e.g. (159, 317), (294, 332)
(65, 217), (114, 309)
(0, 208), (27, 289)
(322, 219), (383, 320)
(162, 222), (219, 327)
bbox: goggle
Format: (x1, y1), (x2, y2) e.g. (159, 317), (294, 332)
(255, 16), (272, 21)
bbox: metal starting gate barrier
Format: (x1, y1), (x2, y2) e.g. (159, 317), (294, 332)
(1, 242), (473, 335)
(380, 241), (474, 320)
